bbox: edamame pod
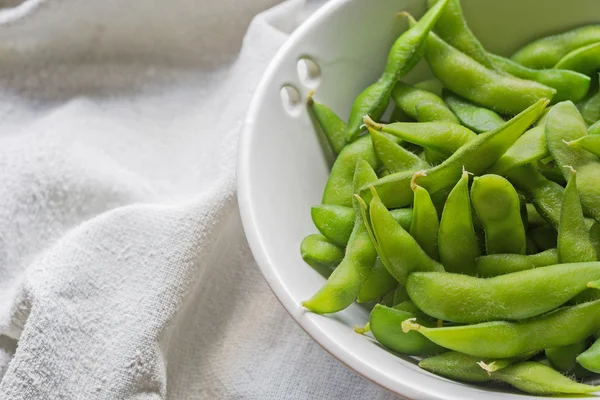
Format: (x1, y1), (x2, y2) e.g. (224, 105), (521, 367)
(511, 25), (600, 69)
(488, 124), (548, 175)
(366, 188), (443, 286)
(419, 351), (505, 383)
(558, 167), (596, 263)
(365, 117), (475, 157)
(311, 204), (412, 247)
(546, 101), (600, 221)
(566, 135), (600, 157)
(443, 93), (504, 133)
(391, 81), (458, 123)
(414, 78), (443, 97)
(369, 303), (444, 356)
(307, 92), (346, 155)
(402, 299), (600, 358)
(410, 172), (440, 260)
(407, 262), (600, 324)
(427, 0), (495, 69)
(577, 337), (600, 373)
(581, 91), (600, 125)
(475, 249), (558, 277)
(369, 127), (429, 173)
(546, 341), (590, 376)
(555, 42), (600, 76)
(322, 135), (379, 207)
(345, 0), (450, 141)
(471, 174), (526, 255)
(300, 234), (344, 278)
(303, 160), (379, 314)
(489, 53), (590, 103)
(365, 99), (549, 208)
(425, 31), (556, 115)
(357, 257), (396, 303)
(589, 119), (600, 135)
(438, 168), (479, 275)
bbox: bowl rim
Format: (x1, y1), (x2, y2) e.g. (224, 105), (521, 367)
(237, 2), (498, 399)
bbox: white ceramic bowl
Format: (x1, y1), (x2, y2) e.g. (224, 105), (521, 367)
(238, 1), (600, 398)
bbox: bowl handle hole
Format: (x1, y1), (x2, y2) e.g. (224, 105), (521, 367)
(297, 57), (321, 89)
(280, 84), (303, 116)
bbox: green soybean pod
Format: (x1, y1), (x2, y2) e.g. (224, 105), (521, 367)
(566, 135), (600, 157)
(365, 99), (549, 208)
(558, 167), (597, 263)
(419, 352), (500, 383)
(401, 298), (600, 358)
(546, 101), (600, 221)
(366, 188), (443, 286)
(392, 81), (458, 123)
(427, 0), (495, 69)
(471, 174), (526, 255)
(300, 234), (344, 278)
(492, 362), (599, 395)
(475, 249), (558, 277)
(302, 160), (379, 314)
(581, 91), (600, 125)
(345, 0), (450, 141)
(406, 263), (600, 324)
(410, 171), (440, 260)
(577, 337), (600, 373)
(489, 53), (590, 103)
(307, 92), (346, 155)
(511, 25), (600, 69)
(438, 168), (479, 275)
(443, 93), (505, 133)
(365, 117), (475, 157)
(357, 257), (396, 303)
(425, 31), (556, 115)
(414, 78), (444, 97)
(554, 42), (600, 76)
(545, 341), (591, 377)
(487, 124), (548, 175)
(369, 127), (429, 173)
(588, 119), (600, 135)
(369, 303), (444, 356)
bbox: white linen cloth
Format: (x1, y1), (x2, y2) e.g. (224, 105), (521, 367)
(0, 0), (399, 398)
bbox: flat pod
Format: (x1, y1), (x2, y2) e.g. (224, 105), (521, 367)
(555, 42), (600, 76)
(307, 93), (347, 155)
(369, 128), (429, 174)
(300, 234), (344, 277)
(443, 93), (504, 133)
(407, 262), (600, 324)
(488, 124), (548, 175)
(475, 249), (558, 277)
(391, 81), (457, 123)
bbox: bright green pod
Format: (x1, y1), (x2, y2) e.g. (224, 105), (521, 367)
(425, 31), (556, 115)
(302, 160), (379, 314)
(368, 127), (429, 174)
(427, 0), (495, 69)
(311, 204), (412, 247)
(407, 262), (600, 324)
(414, 78), (444, 97)
(369, 303), (444, 356)
(443, 93), (505, 133)
(365, 188), (443, 286)
(471, 174), (526, 255)
(365, 117), (475, 157)
(402, 298), (600, 358)
(546, 101), (600, 221)
(391, 81), (458, 123)
(322, 135), (379, 207)
(577, 337), (600, 373)
(588, 119), (600, 135)
(555, 42), (600, 76)
(410, 171), (440, 260)
(475, 249), (558, 277)
(506, 164), (563, 229)
(365, 99), (549, 208)
(511, 25), (600, 69)
(492, 362), (599, 395)
(307, 92), (346, 155)
(558, 168), (597, 263)
(438, 169), (479, 275)
(566, 134), (600, 158)
(489, 53), (590, 103)
(345, 0), (450, 141)
(300, 234), (344, 278)
(357, 258), (396, 303)
(488, 124), (548, 175)
(581, 91), (600, 125)
(546, 341), (590, 376)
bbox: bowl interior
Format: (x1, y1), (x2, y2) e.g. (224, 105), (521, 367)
(238, 1), (600, 398)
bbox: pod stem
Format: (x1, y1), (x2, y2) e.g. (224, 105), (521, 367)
(306, 89), (316, 106)
(477, 361), (499, 375)
(562, 164), (576, 175)
(588, 279), (600, 289)
(401, 317), (421, 333)
(410, 170), (427, 191)
(363, 115), (383, 131)
(354, 322), (371, 334)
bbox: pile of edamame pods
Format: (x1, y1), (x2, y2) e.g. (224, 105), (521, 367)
(300, 0), (600, 396)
